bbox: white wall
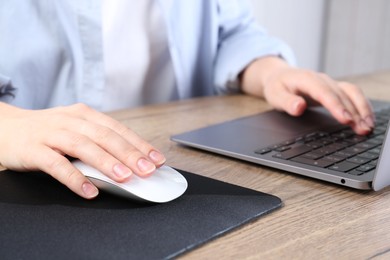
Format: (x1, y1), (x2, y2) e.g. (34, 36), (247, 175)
(323, 0), (390, 78)
(249, 0), (390, 78)
(250, 0), (326, 71)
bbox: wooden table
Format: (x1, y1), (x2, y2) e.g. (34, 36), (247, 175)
(107, 71), (390, 259)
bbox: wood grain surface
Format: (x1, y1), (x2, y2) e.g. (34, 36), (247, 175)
(107, 70), (390, 259)
(2, 71), (388, 259)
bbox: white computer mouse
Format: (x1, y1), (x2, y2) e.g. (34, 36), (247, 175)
(72, 160), (188, 203)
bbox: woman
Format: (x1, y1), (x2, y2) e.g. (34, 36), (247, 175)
(0, 0), (374, 198)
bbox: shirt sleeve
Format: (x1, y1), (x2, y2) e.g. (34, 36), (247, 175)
(0, 74), (16, 101)
(214, 0), (296, 94)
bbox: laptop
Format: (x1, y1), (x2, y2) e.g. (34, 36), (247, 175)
(171, 99), (390, 191)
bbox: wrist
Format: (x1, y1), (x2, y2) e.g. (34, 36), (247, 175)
(240, 56), (290, 98)
(0, 102), (25, 116)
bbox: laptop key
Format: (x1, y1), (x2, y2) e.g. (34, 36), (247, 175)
(341, 146), (366, 156)
(334, 150), (354, 158)
(305, 141), (323, 149)
(358, 152), (378, 160)
(328, 161), (360, 172)
(368, 137), (384, 146)
(274, 146), (291, 152)
(348, 169), (365, 176)
(372, 128), (386, 136)
(254, 147), (272, 154)
(356, 164), (376, 172)
(322, 155), (345, 163)
(346, 156), (371, 165)
(354, 141), (378, 150)
(291, 156), (334, 168)
(280, 139), (296, 146)
(332, 130), (354, 139)
(302, 152), (323, 160)
(317, 138), (334, 145)
(272, 144), (312, 160)
(369, 159), (378, 166)
(313, 143), (345, 155)
(368, 147), (381, 155)
(344, 135), (367, 144)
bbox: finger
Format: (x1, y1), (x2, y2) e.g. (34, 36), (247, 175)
(284, 72), (356, 125)
(287, 73), (372, 135)
(45, 129), (156, 180)
(66, 104), (166, 166)
(34, 146), (99, 199)
(318, 78), (374, 134)
(264, 82), (308, 116)
(317, 75), (368, 132)
(65, 117), (158, 176)
(339, 82), (375, 128)
(47, 108), (158, 176)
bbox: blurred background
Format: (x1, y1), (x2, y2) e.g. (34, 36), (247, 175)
(250, 0), (390, 78)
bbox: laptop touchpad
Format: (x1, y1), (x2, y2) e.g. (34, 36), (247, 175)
(238, 108), (341, 136)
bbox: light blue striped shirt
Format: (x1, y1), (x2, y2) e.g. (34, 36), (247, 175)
(0, 0), (295, 110)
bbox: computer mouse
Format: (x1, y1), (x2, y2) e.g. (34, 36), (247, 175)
(72, 160), (188, 203)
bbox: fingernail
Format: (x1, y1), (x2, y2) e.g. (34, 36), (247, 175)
(292, 100), (302, 115)
(359, 119), (371, 131)
(82, 182), (99, 198)
(113, 163), (132, 179)
(343, 109), (353, 122)
(137, 158), (156, 174)
(149, 150), (166, 164)
(364, 115), (375, 129)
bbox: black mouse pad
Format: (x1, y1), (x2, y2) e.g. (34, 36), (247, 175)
(0, 169), (282, 259)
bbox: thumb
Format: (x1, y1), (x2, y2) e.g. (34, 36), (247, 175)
(264, 85), (307, 116)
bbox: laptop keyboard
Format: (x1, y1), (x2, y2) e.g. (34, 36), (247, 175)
(255, 107), (390, 176)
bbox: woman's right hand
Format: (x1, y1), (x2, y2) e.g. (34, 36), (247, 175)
(0, 102), (166, 199)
